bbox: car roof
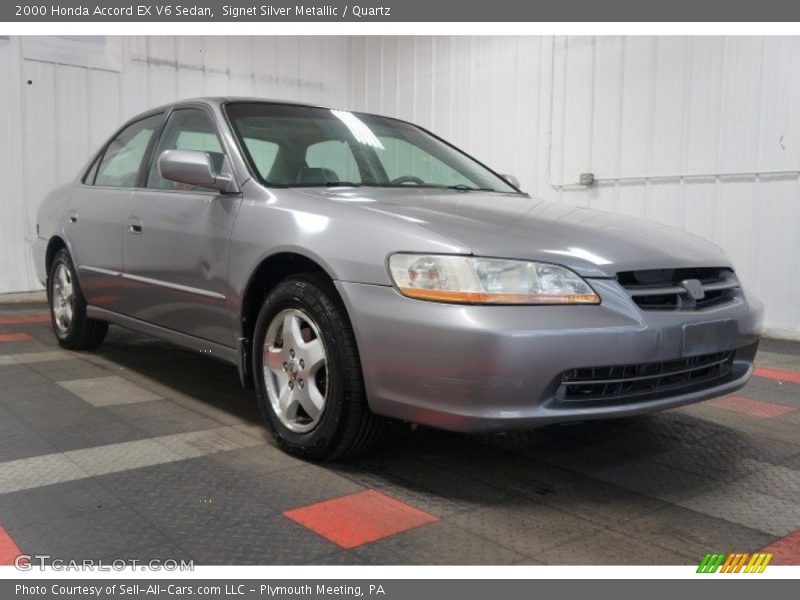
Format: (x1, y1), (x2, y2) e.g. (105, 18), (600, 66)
(127, 97), (420, 138)
(142, 97), (358, 117)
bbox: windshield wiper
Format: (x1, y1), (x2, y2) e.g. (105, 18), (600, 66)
(324, 181), (361, 187)
(446, 184), (497, 192)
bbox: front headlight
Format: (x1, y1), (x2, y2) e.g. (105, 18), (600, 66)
(388, 254), (600, 305)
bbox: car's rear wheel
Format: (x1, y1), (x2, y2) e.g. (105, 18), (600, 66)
(252, 273), (384, 460)
(48, 248), (108, 350)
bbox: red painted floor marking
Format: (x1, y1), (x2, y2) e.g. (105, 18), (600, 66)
(0, 524), (22, 566)
(0, 333), (34, 343)
(284, 489), (439, 549)
(0, 314), (50, 325)
(755, 366), (800, 385)
(760, 529), (800, 565)
(706, 395), (797, 419)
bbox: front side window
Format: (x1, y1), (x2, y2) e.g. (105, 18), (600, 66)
(225, 102), (516, 193)
(147, 108), (225, 191)
(94, 114), (163, 187)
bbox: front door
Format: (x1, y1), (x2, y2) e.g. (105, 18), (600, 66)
(121, 107), (242, 347)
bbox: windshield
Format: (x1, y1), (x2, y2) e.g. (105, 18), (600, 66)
(224, 102), (517, 193)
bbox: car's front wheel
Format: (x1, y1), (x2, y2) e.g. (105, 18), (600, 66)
(48, 248), (108, 350)
(252, 273), (384, 460)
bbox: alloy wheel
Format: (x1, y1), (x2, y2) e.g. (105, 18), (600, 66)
(52, 263), (75, 335)
(262, 308), (329, 433)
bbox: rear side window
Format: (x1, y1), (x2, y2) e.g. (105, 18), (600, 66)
(146, 108), (225, 191)
(94, 114), (163, 187)
(83, 153), (102, 184)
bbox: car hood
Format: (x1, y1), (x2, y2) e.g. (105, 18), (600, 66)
(294, 187), (729, 278)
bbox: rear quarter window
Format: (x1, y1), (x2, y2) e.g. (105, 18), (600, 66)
(93, 114), (163, 188)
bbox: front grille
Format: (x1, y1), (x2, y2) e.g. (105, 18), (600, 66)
(618, 267), (739, 311)
(559, 351), (735, 403)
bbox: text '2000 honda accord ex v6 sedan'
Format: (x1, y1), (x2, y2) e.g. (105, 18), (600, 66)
(34, 98), (763, 459)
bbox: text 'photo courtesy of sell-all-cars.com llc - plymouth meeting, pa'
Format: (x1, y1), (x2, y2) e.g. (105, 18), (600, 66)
(34, 98), (763, 460)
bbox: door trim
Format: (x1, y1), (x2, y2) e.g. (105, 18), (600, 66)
(79, 265), (226, 300)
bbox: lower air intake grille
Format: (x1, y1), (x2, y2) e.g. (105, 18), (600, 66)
(559, 351), (735, 403)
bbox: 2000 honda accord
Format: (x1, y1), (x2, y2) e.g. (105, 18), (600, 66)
(34, 98), (763, 459)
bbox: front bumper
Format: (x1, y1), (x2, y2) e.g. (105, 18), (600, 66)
(336, 279), (764, 433)
(32, 236), (48, 287)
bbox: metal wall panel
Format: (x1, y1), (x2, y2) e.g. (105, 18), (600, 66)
(0, 35), (351, 295)
(22, 60), (57, 289)
(3, 34), (799, 339)
(351, 35), (800, 338)
(55, 65), (90, 184)
(87, 69), (121, 152)
(0, 38), (28, 293)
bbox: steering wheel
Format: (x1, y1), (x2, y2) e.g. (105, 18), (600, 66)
(390, 175), (426, 186)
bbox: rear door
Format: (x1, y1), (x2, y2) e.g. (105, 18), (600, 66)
(67, 113), (164, 313)
(121, 107), (242, 346)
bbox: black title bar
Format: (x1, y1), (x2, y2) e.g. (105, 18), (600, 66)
(4, 0), (800, 22)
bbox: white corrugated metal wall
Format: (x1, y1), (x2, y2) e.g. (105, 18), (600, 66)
(0, 35), (351, 295)
(349, 36), (800, 339)
(1, 35), (799, 339)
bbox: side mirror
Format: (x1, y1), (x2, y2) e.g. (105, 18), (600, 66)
(500, 174), (521, 190)
(158, 149), (236, 193)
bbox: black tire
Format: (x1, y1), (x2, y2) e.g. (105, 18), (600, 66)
(252, 273), (384, 460)
(48, 248), (108, 350)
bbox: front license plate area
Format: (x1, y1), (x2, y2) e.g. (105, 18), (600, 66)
(682, 319), (736, 357)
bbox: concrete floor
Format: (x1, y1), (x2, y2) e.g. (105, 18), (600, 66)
(0, 302), (799, 566)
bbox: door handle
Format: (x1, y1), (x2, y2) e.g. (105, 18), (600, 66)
(128, 217), (143, 234)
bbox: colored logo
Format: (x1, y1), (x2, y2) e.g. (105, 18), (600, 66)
(697, 552), (773, 573)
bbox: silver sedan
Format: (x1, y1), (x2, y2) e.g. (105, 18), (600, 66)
(34, 98), (763, 459)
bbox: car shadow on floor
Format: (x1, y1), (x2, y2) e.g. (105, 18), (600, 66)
(330, 414), (743, 511)
(86, 325), (757, 515)
(92, 326), (263, 424)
